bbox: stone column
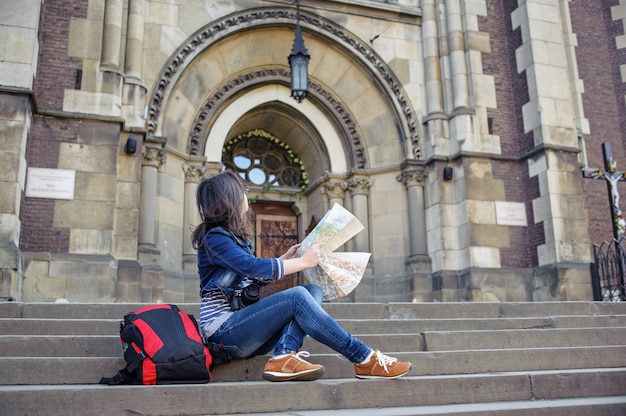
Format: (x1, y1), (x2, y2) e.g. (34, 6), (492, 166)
(124, 0), (144, 80)
(100, 0), (124, 70)
(398, 166), (431, 302)
(445, 0), (470, 112)
(137, 138), (166, 302)
(322, 180), (348, 250)
(181, 161), (207, 272)
(122, 0), (147, 128)
(421, 0), (444, 117)
(100, 0), (124, 108)
(443, 0), (473, 151)
(347, 177), (372, 253)
(138, 138), (166, 257)
(421, 0), (448, 156)
(397, 167), (428, 257)
(323, 180), (347, 210)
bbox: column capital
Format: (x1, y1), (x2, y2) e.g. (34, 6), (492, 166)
(348, 177), (373, 196)
(142, 144), (166, 169)
(182, 163), (207, 183)
(141, 136), (167, 168)
(323, 180), (348, 199)
(397, 168), (428, 187)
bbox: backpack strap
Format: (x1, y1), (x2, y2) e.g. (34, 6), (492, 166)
(204, 342), (232, 368)
(99, 351), (147, 385)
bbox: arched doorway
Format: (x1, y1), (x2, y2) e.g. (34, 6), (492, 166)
(221, 127), (310, 293)
(142, 7), (422, 302)
(199, 81), (351, 242)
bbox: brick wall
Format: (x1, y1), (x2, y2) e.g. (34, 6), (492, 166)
(21, 0), (90, 253)
(479, 0), (528, 155)
(19, 116), (81, 252)
(478, 0), (542, 268)
(572, 0), (626, 244)
(34, 0), (88, 111)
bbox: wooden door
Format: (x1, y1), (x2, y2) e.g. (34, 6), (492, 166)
(251, 203), (300, 296)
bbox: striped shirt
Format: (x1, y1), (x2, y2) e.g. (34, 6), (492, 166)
(198, 227), (285, 338)
(200, 289), (232, 339)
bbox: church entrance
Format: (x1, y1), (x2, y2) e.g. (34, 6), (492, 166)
(221, 128), (309, 295)
(250, 202), (302, 296)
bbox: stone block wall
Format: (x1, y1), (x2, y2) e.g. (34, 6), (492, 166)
(0, 0), (43, 300)
(0, 0), (41, 90)
(1, 0), (622, 303)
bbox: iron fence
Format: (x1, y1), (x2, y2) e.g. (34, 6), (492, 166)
(591, 238), (626, 301)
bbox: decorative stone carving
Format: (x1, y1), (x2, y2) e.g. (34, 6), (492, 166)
(348, 177), (372, 195)
(397, 168), (427, 187)
(323, 181), (348, 199)
(142, 145), (166, 169)
(187, 68), (367, 169)
(187, 68), (283, 155)
(146, 8), (420, 159)
(309, 82), (367, 169)
(182, 164), (206, 183)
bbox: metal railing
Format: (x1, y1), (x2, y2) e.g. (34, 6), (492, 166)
(591, 238), (626, 301)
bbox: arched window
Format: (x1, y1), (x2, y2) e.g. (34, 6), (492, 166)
(222, 129), (308, 193)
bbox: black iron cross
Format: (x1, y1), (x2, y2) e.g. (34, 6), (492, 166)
(583, 142), (626, 239)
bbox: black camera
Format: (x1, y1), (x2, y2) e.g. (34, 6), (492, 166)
(230, 283), (261, 311)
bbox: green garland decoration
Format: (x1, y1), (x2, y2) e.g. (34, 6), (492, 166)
(222, 129), (309, 194)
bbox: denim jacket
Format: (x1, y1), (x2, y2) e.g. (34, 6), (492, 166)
(198, 226), (285, 298)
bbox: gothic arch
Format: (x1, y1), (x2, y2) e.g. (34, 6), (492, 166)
(204, 83), (347, 179)
(146, 7), (422, 160)
(189, 68), (365, 171)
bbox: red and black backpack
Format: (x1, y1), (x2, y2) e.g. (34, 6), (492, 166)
(100, 304), (212, 385)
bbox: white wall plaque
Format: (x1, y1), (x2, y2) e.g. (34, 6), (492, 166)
(25, 168), (76, 200)
(495, 201), (527, 226)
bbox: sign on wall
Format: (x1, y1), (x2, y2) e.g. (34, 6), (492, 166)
(495, 201), (527, 226)
(25, 168), (76, 200)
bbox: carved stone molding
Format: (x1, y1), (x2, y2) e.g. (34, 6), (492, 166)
(182, 164), (207, 183)
(187, 68), (286, 156)
(142, 144), (166, 169)
(188, 68), (367, 169)
(397, 168), (428, 186)
(323, 181), (348, 199)
(308, 81), (367, 169)
(146, 7), (420, 159)
(348, 177), (373, 195)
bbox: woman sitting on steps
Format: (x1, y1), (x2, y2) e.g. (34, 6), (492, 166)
(191, 170), (412, 381)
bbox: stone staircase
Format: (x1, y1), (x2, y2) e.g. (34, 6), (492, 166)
(1, 300), (626, 415)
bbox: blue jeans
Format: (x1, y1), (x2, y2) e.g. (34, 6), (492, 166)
(209, 284), (371, 363)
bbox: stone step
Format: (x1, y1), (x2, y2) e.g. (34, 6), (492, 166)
(339, 315), (626, 333)
(3, 301), (626, 320)
(236, 396), (626, 416)
(3, 300), (625, 415)
(0, 333), (419, 357)
(419, 326), (626, 351)
(3, 325), (624, 358)
(3, 314), (626, 336)
(3, 346), (626, 385)
(0, 318), (121, 335)
(2, 368), (625, 415)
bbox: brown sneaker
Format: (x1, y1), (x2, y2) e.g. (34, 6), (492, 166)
(355, 350), (412, 379)
(263, 351), (325, 382)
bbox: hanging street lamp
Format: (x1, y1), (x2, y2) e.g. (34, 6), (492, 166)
(288, 0), (310, 103)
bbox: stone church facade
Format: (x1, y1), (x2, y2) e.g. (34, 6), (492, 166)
(1, 0), (625, 304)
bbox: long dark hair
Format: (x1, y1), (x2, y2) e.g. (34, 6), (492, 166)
(191, 170), (250, 249)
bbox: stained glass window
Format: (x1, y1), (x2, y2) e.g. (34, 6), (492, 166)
(222, 129), (308, 193)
